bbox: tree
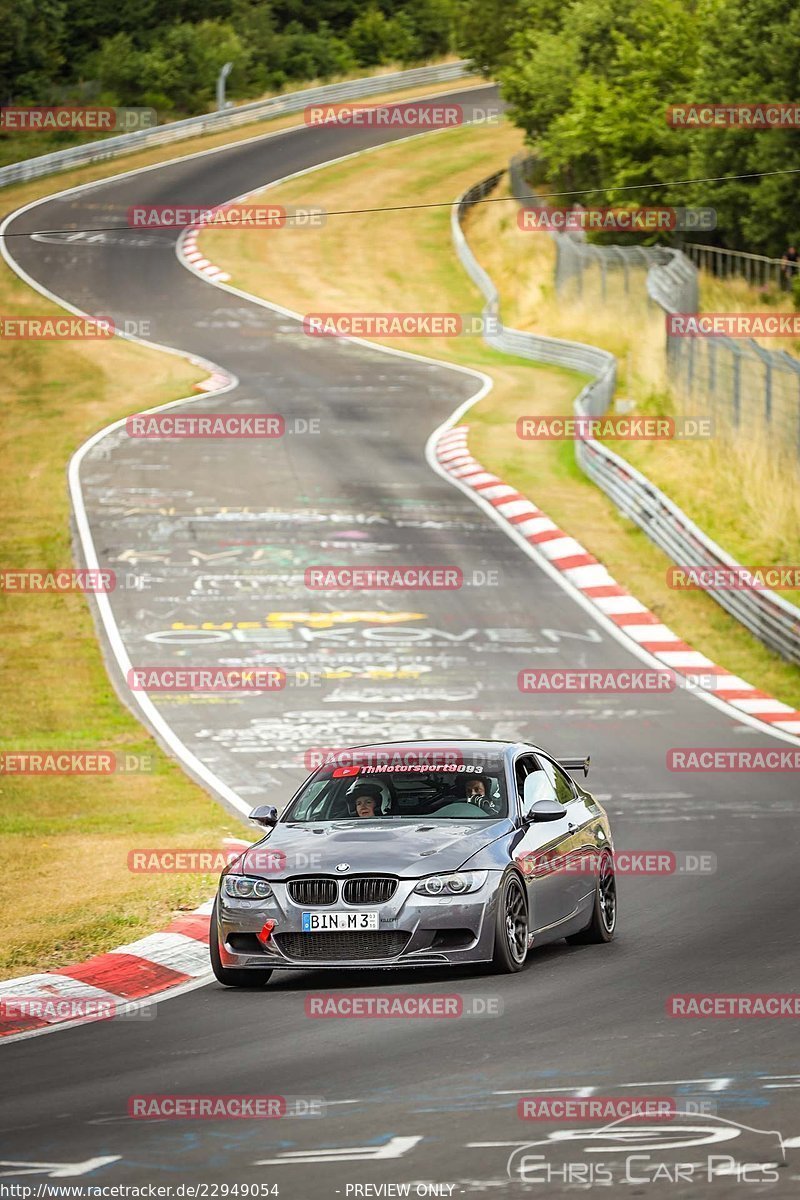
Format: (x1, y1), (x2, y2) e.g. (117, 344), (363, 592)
(348, 6), (416, 65)
(0, 0), (66, 102)
(685, 0), (800, 256)
(497, 0), (698, 236)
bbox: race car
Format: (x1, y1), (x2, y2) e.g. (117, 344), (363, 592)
(210, 739), (616, 986)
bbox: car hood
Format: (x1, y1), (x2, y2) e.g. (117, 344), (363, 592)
(238, 819), (512, 879)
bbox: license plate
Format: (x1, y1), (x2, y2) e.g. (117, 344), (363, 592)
(302, 911), (379, 932)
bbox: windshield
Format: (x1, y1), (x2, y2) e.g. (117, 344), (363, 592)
(285, 757), (509, 821)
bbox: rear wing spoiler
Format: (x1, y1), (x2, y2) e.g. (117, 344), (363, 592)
(560, 755), (591, 777)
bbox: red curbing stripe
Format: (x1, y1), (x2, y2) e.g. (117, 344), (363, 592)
(610, 612), (662, 626)
(527, 528), (567, 544)
(0, 1014), (48, 1036)
(753, 710), (800, 723)
(717, 688), (771, 700)
(550, 553), (598, 571)
(59, 952), (190, 998)
(642, 641), (694, 653)
(490, 492), (528, 507)
(582, 584), (628, 598)
(508, 509), (542, 524)
(165, 913), (212, 943)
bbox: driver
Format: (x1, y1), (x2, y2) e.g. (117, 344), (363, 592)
(464, 776), (488, 804)
(351, 784), (383, 818)
(463, 774), (501, 816)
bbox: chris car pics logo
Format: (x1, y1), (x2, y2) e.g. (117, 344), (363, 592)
(506, 1113), (786, 1186)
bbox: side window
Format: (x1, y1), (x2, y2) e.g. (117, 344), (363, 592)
(535, 756), (576, 805)
(514, 755), (536, 805)
(517, 754), (557, 816)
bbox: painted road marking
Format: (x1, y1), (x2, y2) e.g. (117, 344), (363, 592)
(0, 1157), (120, 1178)
(255, 1136), (422, 1165)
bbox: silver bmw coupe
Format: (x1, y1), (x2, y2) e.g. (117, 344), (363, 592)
(210, 740), (616, 986)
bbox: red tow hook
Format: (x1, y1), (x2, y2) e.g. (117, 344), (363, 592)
(257, 920), (277, 946)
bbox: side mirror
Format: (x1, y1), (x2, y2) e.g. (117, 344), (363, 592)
(522, 772), (555, 810)
(249, 805), (278, 828)
(529, 798), (567, 823)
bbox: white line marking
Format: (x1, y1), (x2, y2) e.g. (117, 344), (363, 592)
(0, 1157), (120, 1178)
(254, 1135), (422, 1164)
(493, 1087), (598, 1096)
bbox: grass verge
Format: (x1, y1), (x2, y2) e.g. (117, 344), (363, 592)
(467, 181), (800, 604)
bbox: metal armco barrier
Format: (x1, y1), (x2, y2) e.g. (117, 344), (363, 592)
(453, 169), (800, 665)
(510, 154), (800, 457)
(0, 61), (471, 189)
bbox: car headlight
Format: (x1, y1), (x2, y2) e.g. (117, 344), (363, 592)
(413, 871), (488, 896)
(222, 875), (273, 900)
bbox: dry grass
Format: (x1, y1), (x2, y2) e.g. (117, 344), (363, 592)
(201, 123), (800, 710)
(466, 182), (800, 604)
(0, 283), (236, 973)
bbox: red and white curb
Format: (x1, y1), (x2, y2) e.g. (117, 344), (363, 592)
(0, 840), (251, 1042)
(435, 424), (800, 737)
(180, 229), (238, 394)
(182, 228), (231, 284)
(194, 366), (235, 393)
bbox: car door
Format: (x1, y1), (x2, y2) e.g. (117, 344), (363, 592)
(534, 754), (598, 917)
(512, 753), (575, 932)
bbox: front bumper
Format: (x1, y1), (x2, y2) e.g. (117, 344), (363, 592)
(215, 875), (502, 970)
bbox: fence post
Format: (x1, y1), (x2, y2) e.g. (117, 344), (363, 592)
(708, 335), (716, 395)
(732, 343), (742, 428)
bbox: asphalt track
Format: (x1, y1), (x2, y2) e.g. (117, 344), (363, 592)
(1, 86), (799, 1195)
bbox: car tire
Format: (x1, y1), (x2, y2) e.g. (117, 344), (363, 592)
(491, 873), (529, 973)
(209, 901), (273, 988)
(566, 850), (617, 945)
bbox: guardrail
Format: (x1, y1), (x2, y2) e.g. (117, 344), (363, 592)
(684, 242), (788, 290)
(0, 61), (472, 189)
(455, 174), (617, 407)
(452, 169), (800, 665)
(509, 154), (800, 457)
